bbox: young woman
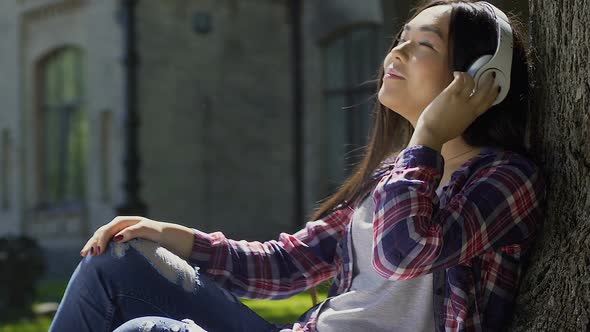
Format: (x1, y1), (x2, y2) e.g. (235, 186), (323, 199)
(49, 1), (545, 331)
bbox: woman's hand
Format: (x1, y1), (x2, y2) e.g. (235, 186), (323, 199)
(410, 71), (500, 150)
(80, 216), (164, 257)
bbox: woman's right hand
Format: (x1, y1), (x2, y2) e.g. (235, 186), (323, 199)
(80, 216), (164, 257)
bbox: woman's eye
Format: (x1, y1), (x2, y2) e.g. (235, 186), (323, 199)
(396, 38), (434, 50)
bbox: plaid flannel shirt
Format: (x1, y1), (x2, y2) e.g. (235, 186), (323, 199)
(188, 145), (545, 332)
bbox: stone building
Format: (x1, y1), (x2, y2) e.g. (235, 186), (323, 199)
(0, 0), (525, 280)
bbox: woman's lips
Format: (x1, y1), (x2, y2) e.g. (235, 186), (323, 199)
(384, 72), (405, 80)
(384, 67), (406, 80)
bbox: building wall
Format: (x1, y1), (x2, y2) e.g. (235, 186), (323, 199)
(135, 0), (294, 239)
(0, 0), (297, 280)
(20, 0), (124, 242)
(0, 0), (125, 278)
(0, 1), (21, 236)
(0, 0), (120, 242)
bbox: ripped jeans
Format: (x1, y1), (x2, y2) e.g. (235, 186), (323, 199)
(48, 238), (283, 332)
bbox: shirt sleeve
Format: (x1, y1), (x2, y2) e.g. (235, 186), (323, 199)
(371, 145), (545, 280)
(187, 205), (353, 299)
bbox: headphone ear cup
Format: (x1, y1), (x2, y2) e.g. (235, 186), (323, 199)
(466, 54), (508, 105)
(472, 68), (508, 106)
(488, 69), (508, 105)
(466, 55), (493, 81)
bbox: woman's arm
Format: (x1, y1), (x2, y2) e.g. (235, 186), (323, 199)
(159, 222), (196, 261)
(371, 145), (545, 280)
(181, 206), (353, 300)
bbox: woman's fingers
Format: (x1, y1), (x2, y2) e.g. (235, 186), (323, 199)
(447, 72), (476, 100)
(483, 72), (501, 105)
(96, 218), (141, 254)
(81, 234), (102, 257)
(470, 71), (498, 113)
(447, 71), (466, 94)
(80, 236), (96, 256)
(80, 224), (109, 256)
(479, 84), (501, 115)
(112, 223), (144, 244)
(113, 219), (165, 245)
(80, 217), (143, 257)
(459, 72), (475, 98)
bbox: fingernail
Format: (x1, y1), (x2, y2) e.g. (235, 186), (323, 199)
(80, 250), (84, 256)
(114, 235), (123, 242)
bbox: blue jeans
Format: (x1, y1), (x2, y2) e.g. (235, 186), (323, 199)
(48, 238), (283, 332)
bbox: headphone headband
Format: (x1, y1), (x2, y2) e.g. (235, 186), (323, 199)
(467, 2), (514, 105)
(481, 2), (513, 66)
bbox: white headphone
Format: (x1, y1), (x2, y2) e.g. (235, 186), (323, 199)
(466, 2), (513, 105)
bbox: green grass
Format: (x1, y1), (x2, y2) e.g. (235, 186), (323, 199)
(0, 280), (328, 331)
(0, 318), (53, 332)
(241, 289), (327, 323)
(0, 280), (68, 332)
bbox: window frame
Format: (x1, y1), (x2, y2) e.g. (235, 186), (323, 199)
(35, 46), (87, 213)
(320, 23), (383, 196)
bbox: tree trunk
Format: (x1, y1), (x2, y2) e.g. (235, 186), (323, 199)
(509, 1), (590, 331)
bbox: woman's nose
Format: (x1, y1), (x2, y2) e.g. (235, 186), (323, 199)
(389, 45), (408, 63)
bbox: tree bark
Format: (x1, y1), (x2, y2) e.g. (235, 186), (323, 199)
(509, 1), (590, 331)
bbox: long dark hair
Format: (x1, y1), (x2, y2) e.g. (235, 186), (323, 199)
(310, 0), (533, 221)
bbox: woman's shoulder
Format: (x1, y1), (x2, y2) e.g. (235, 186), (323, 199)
(470, 147), (541, 176)
(459, 147), (545, 195)
(373, 145), (543, 185)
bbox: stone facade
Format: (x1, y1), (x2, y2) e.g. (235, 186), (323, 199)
(0, 0), (126, 279)
(134, 0), (294, 239)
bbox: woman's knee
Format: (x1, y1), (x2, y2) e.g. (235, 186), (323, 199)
(80, 238), (149, 273)
(124, 238), (202, 292)
(82, 238), (202, 293)
(113, 316), (206, 332)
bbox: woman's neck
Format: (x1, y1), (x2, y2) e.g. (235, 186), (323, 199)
(441, 137), (482, 167)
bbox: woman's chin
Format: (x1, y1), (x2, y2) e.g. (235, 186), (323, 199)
(378, 92), (402, 110)
(378, 82), (407, 100)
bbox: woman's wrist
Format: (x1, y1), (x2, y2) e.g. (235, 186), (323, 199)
(159, 221), (195, 261)
(408, 125), (444, 152)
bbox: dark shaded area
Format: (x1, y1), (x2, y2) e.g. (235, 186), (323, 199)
(0, 236), (46, 322)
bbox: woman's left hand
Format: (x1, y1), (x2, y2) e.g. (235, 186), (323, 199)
(80, 216), (165, 257)
(411, 71), (500, 149)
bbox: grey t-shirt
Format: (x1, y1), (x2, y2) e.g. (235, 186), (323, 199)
(315, 195), (435, 332)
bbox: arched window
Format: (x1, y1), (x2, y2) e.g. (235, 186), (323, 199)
(321, 25), (382, 195)
(37, 47), (87, 209)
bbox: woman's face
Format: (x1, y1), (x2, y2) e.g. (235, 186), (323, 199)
(378, 5), (454, 126)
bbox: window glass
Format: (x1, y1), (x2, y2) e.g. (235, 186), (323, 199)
(40, 48), (87, 207)
(321, 26), (380, 196)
